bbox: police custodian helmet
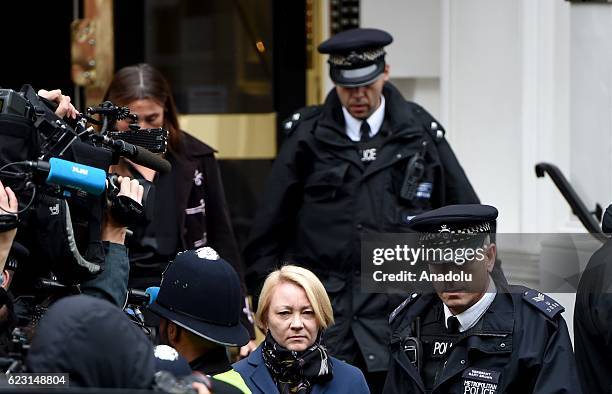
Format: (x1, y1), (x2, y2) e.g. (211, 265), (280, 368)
(149, 247), (250, 347)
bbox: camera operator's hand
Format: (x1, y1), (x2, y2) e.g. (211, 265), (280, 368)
(102, 176), (144, 245)
(83, 176), (142, 307)
(37, 89), (79, 119)
(0, 181), (18, 272)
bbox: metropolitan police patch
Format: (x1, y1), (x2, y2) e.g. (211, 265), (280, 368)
(462, 367), (500, 394)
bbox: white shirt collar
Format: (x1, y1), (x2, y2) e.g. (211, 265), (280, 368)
(342, 95), (386, 142)
(443, 277), (497, 332)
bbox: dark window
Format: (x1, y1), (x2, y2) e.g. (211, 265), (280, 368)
(144, 0), (274, 114)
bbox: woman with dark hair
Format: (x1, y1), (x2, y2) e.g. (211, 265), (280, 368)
(104, 64), (255, 349)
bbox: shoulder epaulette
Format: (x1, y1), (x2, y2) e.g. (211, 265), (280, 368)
(412, 104), (446, 143)
(522, 289), (565, 319)
(426, 120), (445, 143)
(281, 105), (323, 135)
(389, 293), (420, 324)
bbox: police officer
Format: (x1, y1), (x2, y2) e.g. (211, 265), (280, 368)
(245, 27), (479, 392)
(384, 204), (581, 393)
(149, 247), (251, 393)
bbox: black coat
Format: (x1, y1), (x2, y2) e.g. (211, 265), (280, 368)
(173, 132), (253, 335)
(173, 132), (243, 272)
(384, 284), (581, 393)
(245, 83), (479, 372)
(130, 131), (253, 336)
(574, 238), (612, 393)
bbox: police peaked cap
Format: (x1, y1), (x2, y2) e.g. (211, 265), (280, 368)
(318, 28), (393, 87)
(407, 204), (498, 257)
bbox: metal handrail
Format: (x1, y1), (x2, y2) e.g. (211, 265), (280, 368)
(535, 162), (606, 237)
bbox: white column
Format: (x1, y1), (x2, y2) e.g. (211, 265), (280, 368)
(569, 4), (612, 226)
(441, 0), (523, 232)
(440, 0), (572, 233)
(520, 0), (572, 233)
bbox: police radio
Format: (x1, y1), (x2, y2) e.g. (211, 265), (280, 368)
(402, 317), (423, 371)
(400, 141), (428, 201)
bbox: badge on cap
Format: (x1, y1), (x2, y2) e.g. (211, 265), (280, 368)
(195, 247), (220, 260)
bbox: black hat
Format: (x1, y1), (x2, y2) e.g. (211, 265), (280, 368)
(407, 204), (498, 261)
(318, 28), (393, 87)
(149, 247), (249, 347)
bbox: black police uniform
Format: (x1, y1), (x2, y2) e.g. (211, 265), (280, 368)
(574, 236), (612, 393)
(384, 285), (580, 394)
(245, 28), (479, 377)
(383, 205), (581, 394)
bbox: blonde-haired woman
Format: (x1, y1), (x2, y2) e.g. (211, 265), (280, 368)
(233, 265), (369, 393)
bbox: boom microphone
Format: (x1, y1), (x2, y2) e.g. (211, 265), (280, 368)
(128, 144), (172, 174)
(97, 136), (172, 174)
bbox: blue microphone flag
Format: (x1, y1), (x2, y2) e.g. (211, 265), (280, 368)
(47, 158), (107, 196)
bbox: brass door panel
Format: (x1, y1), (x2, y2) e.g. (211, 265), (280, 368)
(178, 113), (277, 160)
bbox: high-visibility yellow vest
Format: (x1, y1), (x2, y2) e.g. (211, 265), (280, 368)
(214, 369), (252, 394)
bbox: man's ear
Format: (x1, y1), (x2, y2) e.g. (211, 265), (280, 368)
(1, 270), (10, 290)
(167, 321), (178, 344)
(168, 321), (183, 344)
(485, 243), (497, 273)
(382, 64), (390, 82)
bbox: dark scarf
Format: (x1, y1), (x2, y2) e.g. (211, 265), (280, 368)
(261, 331), (333, 394)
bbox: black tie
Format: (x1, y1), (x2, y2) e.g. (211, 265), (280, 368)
(360, 121), (371, 142)
(447, 316), (460, 334)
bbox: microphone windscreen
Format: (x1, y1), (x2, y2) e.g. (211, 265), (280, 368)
(145, 286), (160, 305)
(46, 158), (107, 195)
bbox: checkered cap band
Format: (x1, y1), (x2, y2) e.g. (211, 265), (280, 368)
(328, 48), (386, 67)
(418, 222), (492, 246)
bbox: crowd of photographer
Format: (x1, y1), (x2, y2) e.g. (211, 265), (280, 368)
(0, 170), (367, 393)
(0, 172), (230, 393)
(0, 71), (246, 392)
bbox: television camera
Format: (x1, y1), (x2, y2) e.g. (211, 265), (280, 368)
(0, 85), (170, 286)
